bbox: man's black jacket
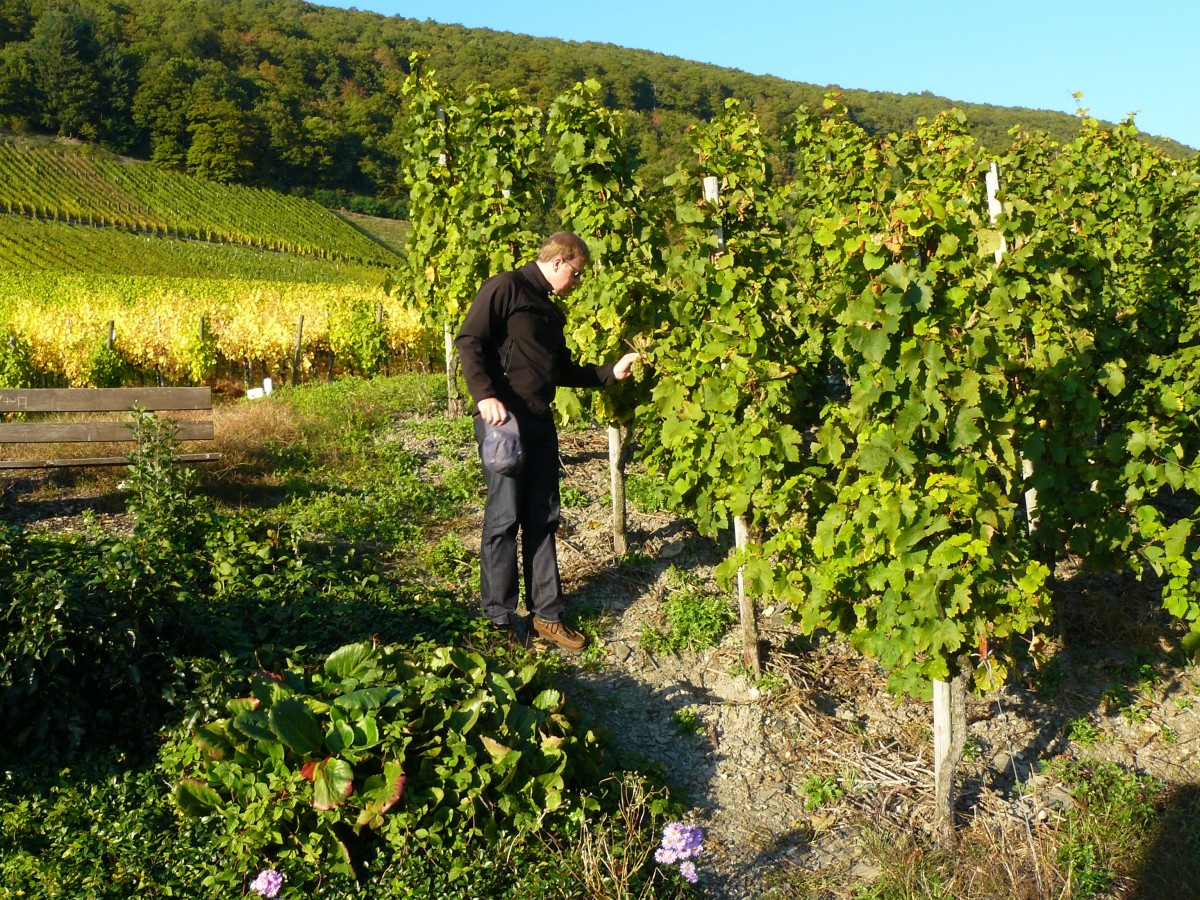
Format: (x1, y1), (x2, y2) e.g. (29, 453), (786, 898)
(455, 262), (616, 419)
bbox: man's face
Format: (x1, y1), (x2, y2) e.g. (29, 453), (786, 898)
(547, 256), (585, 295)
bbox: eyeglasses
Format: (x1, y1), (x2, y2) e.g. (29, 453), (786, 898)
(560, 259), (584, 281)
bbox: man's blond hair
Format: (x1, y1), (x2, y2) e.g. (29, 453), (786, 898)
(537, 232), (589, 264)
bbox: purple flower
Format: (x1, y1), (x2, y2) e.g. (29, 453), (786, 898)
(250, 869), (285, 898)
(660, 822), (704, 858)
(657, 822), (704, 883)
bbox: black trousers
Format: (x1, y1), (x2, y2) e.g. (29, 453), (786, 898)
(474, 413), (565, 625)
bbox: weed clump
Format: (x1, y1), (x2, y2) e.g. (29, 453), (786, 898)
(640, 567), (735, 654)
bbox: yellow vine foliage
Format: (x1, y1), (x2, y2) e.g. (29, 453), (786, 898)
(0, 272), (425, 383)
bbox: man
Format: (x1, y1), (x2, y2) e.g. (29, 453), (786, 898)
(456, 232), (639, 650)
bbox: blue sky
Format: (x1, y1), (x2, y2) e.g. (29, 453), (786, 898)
(316, 0), (1199, 151)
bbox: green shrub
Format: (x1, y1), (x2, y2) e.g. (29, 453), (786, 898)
(182, 324), (218, 384)
(125, 408), (212, 545)
(0, 331), (35, 387)
(329, 301), (390, 376)
(83, 339), (131, 387)
(0, 415), (222, 760)
(0, 753), (228, 897)
(167, 641), (606, 888)
(0, 527), (192, 760)
(0, 750), (679, 900)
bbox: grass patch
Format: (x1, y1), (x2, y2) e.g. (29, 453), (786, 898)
(211, 375), (476, 563)
(423, 532), (480, 597)
(1049, 757), (1163, 898)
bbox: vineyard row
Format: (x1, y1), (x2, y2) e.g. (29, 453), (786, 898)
(0, 141), (401, 268)
(0, 217), (390, 284)
(0, 272), (427, 387)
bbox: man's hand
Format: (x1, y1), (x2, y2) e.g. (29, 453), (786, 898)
(477, 397), (509, 426)
(612, 351), (642, 381)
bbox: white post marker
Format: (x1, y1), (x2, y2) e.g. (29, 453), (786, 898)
(734, 513), (760, 675)
(933, 678), (950, 784)
(702, 176), (726, 250)
(985, 162), (1008, 264)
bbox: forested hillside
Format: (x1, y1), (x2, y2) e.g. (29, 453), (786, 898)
(1, 0), (1191, 212)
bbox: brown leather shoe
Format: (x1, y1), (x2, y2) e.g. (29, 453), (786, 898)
(533, 616), (587, 651)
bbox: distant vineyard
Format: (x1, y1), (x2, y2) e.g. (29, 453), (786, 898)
(0, 141), (401, 268)
(0, 217), (390, 284)
(0, 271), (426, 386)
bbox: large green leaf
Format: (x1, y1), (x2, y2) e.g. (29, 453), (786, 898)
(194, 725), (234, 760)
(334, 686), (395, 710)
(232, 710), (274, 742)
(311, 757), (355, 811)
(174, 778), (222, 817)
(326, 719), (356, 754)
(324, 643), (381, 681)
(269, 698), (325, 755)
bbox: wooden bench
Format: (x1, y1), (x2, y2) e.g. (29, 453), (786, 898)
(0, 387), (222, 469)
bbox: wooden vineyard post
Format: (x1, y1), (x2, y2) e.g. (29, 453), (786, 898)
(434, 102), (464, 417)
(608, 422), (628, 556)
(932, 657), (973, 846)
(702, 174), (760, 674)
(196, 315), (206, 387)
(377, 303), (387, 375)
(436, 105), (447, 168)
(444, 323), (464, 417)
(931, 162), (1012, 846)
(292, 314), (304, 386)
